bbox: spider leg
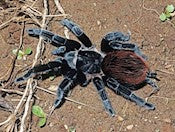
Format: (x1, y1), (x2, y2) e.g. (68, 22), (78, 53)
(77, 72), (91, 87)
(54, 69), (77, 108)
(146, 72), (159, 96)
(61, 19), (92, 47)
(101, 31), (147, 60)
(15, 59), (63, 83)
(103, 31), (130, 42)
(101, 31), (130, 53)
(51, 46), (66, 55)
(104, 77), (155, 110)
(93, 77), (115, 116)
(26, 28), (81, 52)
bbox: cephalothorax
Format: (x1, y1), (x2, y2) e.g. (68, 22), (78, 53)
(15, 19), (159, 116)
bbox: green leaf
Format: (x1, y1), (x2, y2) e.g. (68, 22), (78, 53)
(32, 105), (46, 118)
(17, 54), (23, 60)
(38, 117), (47, 127)
(12, 49), (24, 55)
(18, 50), (24, 55)
(12, 49), (18, 55)
(24, 47), (32, 55)
(69, 127), (76, 132)
(17, 51), (24, 60)
(165, 11), (171, 18)
(166, 4), (175, 13)
(159, 13), (167, 21)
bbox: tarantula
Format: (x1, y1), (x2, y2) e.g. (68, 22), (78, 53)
(15, 19), (159, 116)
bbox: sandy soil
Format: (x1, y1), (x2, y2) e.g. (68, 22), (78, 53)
(0, 0), (175, 132)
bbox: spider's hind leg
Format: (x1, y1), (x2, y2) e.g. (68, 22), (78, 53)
(15, 59), (63, 83)
(104, 77), (155, 110)
(61, 19), (92, 47)
(93, 77), (115, 116)
(146, 72), (159, 97)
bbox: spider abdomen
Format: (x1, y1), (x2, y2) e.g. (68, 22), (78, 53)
(102, 51), (149, 86)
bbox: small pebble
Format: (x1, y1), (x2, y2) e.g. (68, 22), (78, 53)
(165, 64), (172, 69)
(117, 116), (124, 122)
(163, 118), (171, 123)
(155, 129), (160, 132)
(97, 20), (101, 26)
(93, 3), (96, 6)
(78, 105), (82, 109)
(49, 122), (54, 127)
(126, 125), (134, 130)
(64, 124), (68, 130)
(48, 85), (57, 91)
(144, 119), (148, 122)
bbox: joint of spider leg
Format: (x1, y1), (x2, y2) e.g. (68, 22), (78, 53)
(129, 93), (146, 106)
(26, 28), (41, 37)
(52, 46), (66, 55)
(147, 72), (160, 81)
(72, 26), (84, 37)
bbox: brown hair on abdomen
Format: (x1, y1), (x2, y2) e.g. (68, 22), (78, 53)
(102, 51), (149, 86)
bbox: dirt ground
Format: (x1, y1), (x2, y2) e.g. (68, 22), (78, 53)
(0, 0), (175, 132)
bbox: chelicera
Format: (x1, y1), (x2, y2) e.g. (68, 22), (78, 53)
(15, 19), (159, 116)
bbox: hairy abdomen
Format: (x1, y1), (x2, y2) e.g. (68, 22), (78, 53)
(102, 51), (149, 86)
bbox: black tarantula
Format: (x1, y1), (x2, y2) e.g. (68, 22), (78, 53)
(15, 19), (159, 116)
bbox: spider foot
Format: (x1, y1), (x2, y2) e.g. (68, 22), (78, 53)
(130, 93), (155, 110)
(103, 100), (116, 116)
(105, 77), (155, 110)
(61, 19), (92, 47)
(61, 19), (84, 37)
(146, 77), (159, 97)
(54, 88), (64, 108)
(15, 69), (34, 83)
(148, 88), (159, 97)
(93, 77), (116, 116)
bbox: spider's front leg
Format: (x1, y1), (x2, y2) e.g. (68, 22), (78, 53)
(54, 69), (77, 108)
(104, 77), (155, 110)
(61, 19), (92, 47)
(93, 77), (115, 116)
(101, 31), (147, 60)
(15, 59), (64, 83)
(27, 28), (81, 55)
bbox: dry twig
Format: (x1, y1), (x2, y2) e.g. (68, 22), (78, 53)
(19, 0), (49, 131)
(36, 86), (97, 109)
(54, 0), (70, 38)
(146, 95), (175, 105)
(0, 0), (72, 131)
